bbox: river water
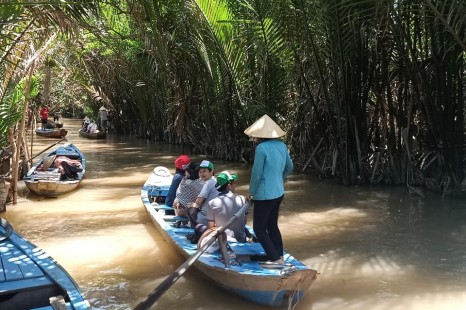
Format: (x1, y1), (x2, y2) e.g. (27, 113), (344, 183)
(3, 119), (466, 310)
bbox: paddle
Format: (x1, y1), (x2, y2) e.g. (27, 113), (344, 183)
(28, 137), (67, 162)
(134, 200), (253, 310)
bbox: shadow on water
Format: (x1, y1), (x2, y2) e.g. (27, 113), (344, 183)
(2, 118), (466, 309)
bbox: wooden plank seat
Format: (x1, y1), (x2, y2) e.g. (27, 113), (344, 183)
(163, 215), (189, 222)
(32, 172), (61, 181)
(0, 241), (60, 309)
(151, 205), (174, 211)
(229, 242), (266, 256)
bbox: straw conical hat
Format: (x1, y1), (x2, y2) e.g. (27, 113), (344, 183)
(244, 114), (286, 138)
(99, 106), (107, 111)
(43, 155), (56, 170)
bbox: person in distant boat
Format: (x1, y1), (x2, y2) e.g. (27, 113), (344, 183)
(244, 114), (293, 265)
(194, 171), (248, 243)
(185, 160), (218, 243)
(173, 162), (204, 217)
(53, 110), (61, 122)
(86, 122), (98, 133)
(39, 106), (49, 130)
(82, 116), (90, 131)
(165, 154), (191, 209)
(97, 106), (109, 132)
(44, 155), (83, 180)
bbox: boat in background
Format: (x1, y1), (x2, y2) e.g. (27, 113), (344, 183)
(23, 143), (86, 197)
(35, 128), (68, 139)
(140, 166), (317, 307)
(0, 218), (89, 309)
(78, 128), (106, 139)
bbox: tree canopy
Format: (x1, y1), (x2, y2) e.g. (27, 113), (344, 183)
(1, 0), (465, 196)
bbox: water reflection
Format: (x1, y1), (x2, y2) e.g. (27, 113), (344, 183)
(2, 119), (466, 309)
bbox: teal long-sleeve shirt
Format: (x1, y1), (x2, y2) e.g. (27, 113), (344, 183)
(249, 139), (293, 200)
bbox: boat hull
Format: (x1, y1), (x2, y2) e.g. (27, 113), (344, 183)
(25, 179), (81, 197)
(23, 143), (86, 197)
(141, 166), (317, 307)
(0, 218), (89, 309)
(35, 128), (68, 138)
(78, 129), (106, 139)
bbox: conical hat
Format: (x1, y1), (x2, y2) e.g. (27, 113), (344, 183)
(244, 114), (286, 138)
(99, 106), (107, 111)
(43, 155), (56, 170)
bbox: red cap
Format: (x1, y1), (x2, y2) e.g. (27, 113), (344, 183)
(175, 155), (190, 170)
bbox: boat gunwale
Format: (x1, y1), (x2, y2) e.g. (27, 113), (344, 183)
(140, 167), (317, 307)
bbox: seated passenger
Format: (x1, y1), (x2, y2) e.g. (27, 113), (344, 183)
(194, 171), (247, 242)
(82, 116), (90, 130)
(87, 122), (98, 133)
(185, 160), (218, 242)
(187, 160), (218, 224)
(173, 162), (204, 217)
(44, 155), (83, 180)
(165, 155), (190, 209)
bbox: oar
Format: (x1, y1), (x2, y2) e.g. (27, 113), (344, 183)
(28, 137), (67, 162)
(134, 200), (253, 310)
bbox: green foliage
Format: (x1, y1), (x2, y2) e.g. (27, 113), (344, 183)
(0, 76), (39, 148)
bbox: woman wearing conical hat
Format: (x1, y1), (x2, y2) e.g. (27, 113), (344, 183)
(244, 114), (293, 265)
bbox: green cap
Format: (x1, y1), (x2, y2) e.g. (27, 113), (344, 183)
(216, 171), (238, 188)
(199, 160), (214, 171)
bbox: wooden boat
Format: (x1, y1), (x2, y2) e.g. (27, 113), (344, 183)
(0, 218), (89, 309)
(50, 119), (64, 128)
(141, 166), (317, 307)
(78, 128), (106, 139)
(23, 143), (86, 197)
(35, 128), (68, 138)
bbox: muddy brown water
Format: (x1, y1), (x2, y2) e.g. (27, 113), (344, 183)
(3, 119), (466, 309)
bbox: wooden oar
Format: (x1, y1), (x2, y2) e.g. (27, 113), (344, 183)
(28, 137), (67, 162)
(134, 200), (253, 310)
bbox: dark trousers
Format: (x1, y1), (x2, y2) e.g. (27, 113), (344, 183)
(253, 195), (284, 261)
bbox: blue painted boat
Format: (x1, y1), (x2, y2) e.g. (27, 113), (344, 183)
(23, 143), (86, 197)
(141, 166), (318, 307)
(0, 218), (89, 309)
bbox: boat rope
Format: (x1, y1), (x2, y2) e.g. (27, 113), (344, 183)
(287, 289), (300, 310)
(287, 275), (307, 310)
(0, 218), (14, 241)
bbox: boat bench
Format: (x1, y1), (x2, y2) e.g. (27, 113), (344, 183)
(163, 215), (189, 222)
(0, 241), (54, 295)
(229, 242), (266, 256)
(153, 205), (174, 211)
(32, 172), (61, 181)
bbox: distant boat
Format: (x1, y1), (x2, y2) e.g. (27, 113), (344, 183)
(35, 128), (68, 138)
(23, 143), (85, 197)
(141, 166), (318, 307)
(50, 119), (64, 128)
(0, 218), (90, 309)
(78, 128), (106, 139)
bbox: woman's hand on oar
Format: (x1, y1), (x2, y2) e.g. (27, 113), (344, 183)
(134, 200), (253, 310)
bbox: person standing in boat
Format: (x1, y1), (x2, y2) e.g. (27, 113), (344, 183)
(195, 171), (248, 242)
(39, 105), (49, 130)
(165, 154), (190, 209)
(53, 110), (61, 122)
(244, 114), (293, 264)
(97, 106), (109, 132)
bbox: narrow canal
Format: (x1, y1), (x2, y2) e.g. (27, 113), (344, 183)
(3, 119), (466, 309)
